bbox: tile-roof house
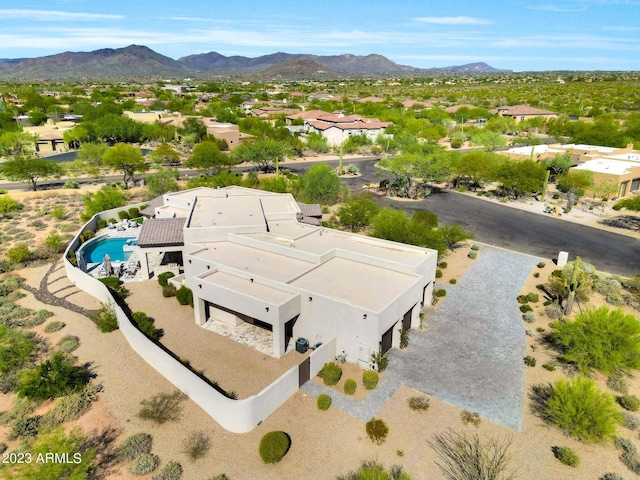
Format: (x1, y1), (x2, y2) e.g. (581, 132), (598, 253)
(495, 105), (558, 123)
(303, 113), (392, 146)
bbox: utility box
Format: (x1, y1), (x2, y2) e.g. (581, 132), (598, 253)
(295, 338), (309, 354)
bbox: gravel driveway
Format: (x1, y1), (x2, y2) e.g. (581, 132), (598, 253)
(387, 245), (540, 431)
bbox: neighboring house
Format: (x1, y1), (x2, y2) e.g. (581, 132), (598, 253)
(402, 100), (434, 109)
(503, 143), (640, 198)
(136, 187), (437, 366)
(250, 106), (300, 119)
(302, 113), (392, 146)
(140, 113), (241, 149)
(358, 96), (385, 103)
(495, 105), (558, 123)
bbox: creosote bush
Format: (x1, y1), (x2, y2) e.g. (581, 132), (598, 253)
(363, 370), (379, 390)
(259, 431), (290, 464)
(408, 396), (430, 412)
(524, 356), (537, 367)
(317, 394), (332, 410)
(344, 378), (357, 395)
(552, 446), (580, 467)
(182, 431), (211, 461)
(366, 417), (389, 445)
(129, 453), (159, 476)
(320, 362), (342, 386)
(461, 410), (481, 427)
(138, 390), (187, 424)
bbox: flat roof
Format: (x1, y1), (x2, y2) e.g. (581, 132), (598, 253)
(193, 241), (314, 282)
(573, 159), (640, 175)
(190, 196), (265, 228)
(290, 257), (419, 311)
(201, 271), (295, 304)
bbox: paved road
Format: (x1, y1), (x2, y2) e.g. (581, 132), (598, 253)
(288, 159), (640, 277)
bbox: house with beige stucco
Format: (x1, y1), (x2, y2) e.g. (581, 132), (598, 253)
(134, 186), (437, 368)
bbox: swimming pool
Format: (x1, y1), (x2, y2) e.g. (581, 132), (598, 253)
(82, 237), (136, 263)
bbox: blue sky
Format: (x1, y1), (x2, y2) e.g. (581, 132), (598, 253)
(1, 0), (639, 71)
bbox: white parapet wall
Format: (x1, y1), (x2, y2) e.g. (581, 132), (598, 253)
(64, 208), (305, 433)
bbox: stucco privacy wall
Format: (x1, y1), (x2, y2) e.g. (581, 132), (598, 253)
(64, 208), (317, 433)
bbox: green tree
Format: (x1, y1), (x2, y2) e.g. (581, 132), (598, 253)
(0, 131), (36, 156)
(550, 307), (640, 375)
(440, 224), (474, 249)
(557, 170), (594, 197)
(82, 187), (126, 219)
(77, 142), (107, 167)
(0, 155), (62, 191)
(148, 142), (180, 165)
(17, 352), (86, 401)
(454, 151), (503, 191)
(299, 163), (341, 204)
(471, 130), (508, 151)
(232, 139), (287, 173)
(186, 140), (234, 175)
(145, 167), (179, 197)
(94, 113), (143, 144)
(305, 131), (330, 153)
(179, 117), (207, 143)
(544, 152), (573, 179)
(102, 143), (148, 187)
(369, 208), (446, 256)
(338, 195), (379, 231)
(497, 160), (546, 199)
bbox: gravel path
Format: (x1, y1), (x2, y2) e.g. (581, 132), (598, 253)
(304, 245), (539, 431)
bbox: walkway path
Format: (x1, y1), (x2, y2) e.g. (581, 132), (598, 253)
(302, 245), (539, 431)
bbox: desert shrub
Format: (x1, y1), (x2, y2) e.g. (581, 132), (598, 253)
(363, 370), (379, 390)
(542, 363), (556, 371)
(600, 474), (626, 480)
(57, 335), (80, 353)
(366, 418), (389, 445)
(545, 303), (563, 319)
(157, 271), (175, 287)
(449, 278), (457, 285)
(616, 436), (640, 475)
(259, 431), (290, 464)
(616, 436), (638, 455)
(468, 250), (477, 259)
(537, 261), (546, 268)
(623, 413), (640, 431)
(522, 311), (536, 323)
(317, 394), (332, 410)
(138, 390), (187, 424)
(16, 352), (86, 401)
(152, 461), (183, 480)
(344, 379), (357, 395)
(129, 453), (159, 476)
(552, 446), (580, 467)
(471, 244), (480, 251)
(98, 276), (129, 301)
(89, 303), (118, 332)
(438, 261), (448, 269)
(182, 431), (210, 461)
(619, 394), (640, 412)
(96, 218), (107, 229)
(519, 304), (533, 313)
(596, 276), (623, 297)
(176, 286), (193, 306)
(549, 307), (640, 375)
(62, 179), (80, 189)
(118, 210), (130, 220)
(434, 288), (447, 298)
(320, 362), (342, 386)
(336, 460), (411, 480)
(607, 293), (626, 306)
(118, 433), (153, 461)
(128, 207), (140, 219)
(614, 196), (640, 211)
(540, 376), (623, 443)
(608, 374), (629, 394)
(81, 229), (95, 241)
(461, 410), (481, 427)
(9, 414), (41, 439)
(132, 311), (161, 341)
(39, 383), (99, 431)
(527, 292), (540, 303)
(516, 294), (528, 304)
(408, 396), (430, 412)
(524, 356), (536, 367)
(534, 272), (540, 278)
(162, 285), (177, 297)
(436, 269), (443, 278)
(370, 349), (388, 372)
(6, 244), (31, 264)
(44, 321), (65, 333)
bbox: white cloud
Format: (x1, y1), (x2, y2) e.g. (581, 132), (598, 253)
(0, 9), (123, 21)
(526, 4), (588, 12)
(490, 34), (640, 51)
(413, 16), (490, 25)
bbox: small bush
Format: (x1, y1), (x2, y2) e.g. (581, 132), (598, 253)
(132, 311), (161, 341)
(57, 335), (80, 353)
(118, 433), (153, 461)
(516, 294), (529, 304)
(182, 431), (210, 461)
(542, 363), (556, 371)
(434, 288), (447, 298)
(461, 410), (481, 427)
(128, 207), (140, 219)
(468, 250), (477, 259)
(320, 362), (342, 386)
(608, 374), (629, 394)
(438, 261), (448, 269)
(344, 379), (357, 395)
(524, 356), (537, 367)
(523, 311), (536, 323)
(62, 179), (80, 189)
(16, 352), (86, 401)
(157, 271), (175, 287)
(616, 436), (638, 455)
(129, 453), (159, 476)
(39, 383), (99, 431)
(534, 272), (540, 278)
(96, 218), (107, 229)
(6, 244), (31, 264)
(89, 303), (118, 332)
(138, 390), (187, 424)
(435, 269), (443, 278)
(537, 261), (546, 268)
(600, 474), (626, 480)
(471, 244), (480, 251)
(408, 396), (430, 412)
(619, 394), (640, 412)
(162, 285), (177, 297)
(527, 292), (540, 303)
(363, 370), (379, 390)
(259, 431), (290, 464)
(623, 413), (640, 431)
(449, 278), (457, 285)
(118, 210), (130, 220)
(365, 418), (388, 445)
(152, 461), (183, 480)
(552, 446), (580, 467)
(317, 394), (331, 410)
(9, 414), (41, 439)
(176, 286), (193, 307)
(545, 303), (563, 319)
(44, 321), (65, 333)
(519, 304), (533, 313)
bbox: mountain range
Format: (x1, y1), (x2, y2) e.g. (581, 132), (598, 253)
(0, 45), (509, 80)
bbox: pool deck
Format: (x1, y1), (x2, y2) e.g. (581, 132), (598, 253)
(85, 225), (145, 282)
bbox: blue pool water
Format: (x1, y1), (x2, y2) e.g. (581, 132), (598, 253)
(83, 237), (135, 263)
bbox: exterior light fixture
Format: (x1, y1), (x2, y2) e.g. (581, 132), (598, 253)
(363, 314), (367, 319)
(308, 297), (312, 302)
(265, 307), (269, 312)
